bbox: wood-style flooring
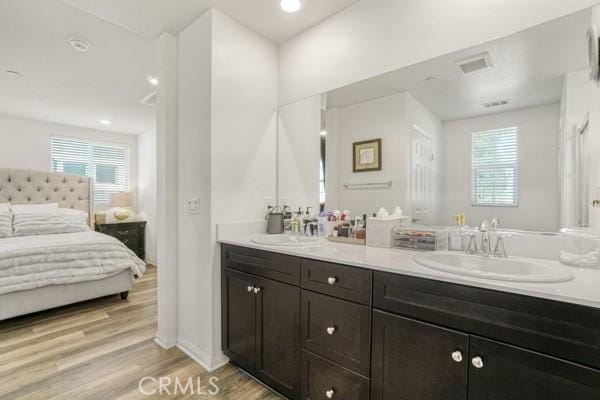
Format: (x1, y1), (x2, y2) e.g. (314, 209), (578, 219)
(0, 266), (281, 400)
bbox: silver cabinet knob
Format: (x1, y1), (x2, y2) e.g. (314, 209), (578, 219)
(247, 285), (255, 293)
(451, 351), (463, 363)
(327, 276), (337, 285)
(471, 356), (484, 369)
(253, 287), (261, 294)
(325, 388), (335, 399)
(326, 326), (336, 335)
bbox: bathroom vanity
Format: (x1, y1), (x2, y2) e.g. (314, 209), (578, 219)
(221, 241), (600, 400)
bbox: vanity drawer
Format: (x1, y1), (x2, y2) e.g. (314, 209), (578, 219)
(301, 290), (371, 376)
(222, 244), (301, 286)
(301, 350), (369, 400)
(301, 259), (372, 305)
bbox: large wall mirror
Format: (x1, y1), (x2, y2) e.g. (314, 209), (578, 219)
(278, 8), (600, 233)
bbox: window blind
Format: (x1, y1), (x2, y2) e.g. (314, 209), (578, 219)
(50, 136), (129, 205)
(471, 127), (518, 207)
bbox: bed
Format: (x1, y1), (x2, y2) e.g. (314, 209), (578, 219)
(0, 168), (146, 321)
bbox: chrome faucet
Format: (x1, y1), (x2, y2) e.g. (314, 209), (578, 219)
(465, 216), (508, 258)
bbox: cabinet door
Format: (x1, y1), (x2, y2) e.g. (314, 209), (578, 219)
(468, 336), (600, 400)
(255, 276), (301, 400)
(371, 310), (469, 400)
(222, 269), (257, 373)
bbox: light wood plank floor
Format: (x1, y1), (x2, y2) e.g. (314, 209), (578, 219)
(0, 266), (282, 400)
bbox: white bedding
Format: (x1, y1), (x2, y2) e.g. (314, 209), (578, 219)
(0, 231), (146, 295)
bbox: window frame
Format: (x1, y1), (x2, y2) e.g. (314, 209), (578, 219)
(50, 135), (130, 207)
(470, 126), (519, 208)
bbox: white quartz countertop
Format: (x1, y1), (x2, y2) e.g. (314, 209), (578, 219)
(219, 233), (600, 310)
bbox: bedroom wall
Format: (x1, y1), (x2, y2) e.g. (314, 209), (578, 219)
(0, 113), (138, 212)
(137, 126), (157, 264)
(278, 0), (598, 105)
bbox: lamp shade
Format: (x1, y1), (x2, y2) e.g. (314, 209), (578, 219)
(109, 192), (133, 208)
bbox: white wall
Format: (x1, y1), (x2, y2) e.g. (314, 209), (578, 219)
(175, 9), (278, 371)
(442, 104), (561, 232)
(137, 127), (157, 264)
(278, 0), (598, 105)
(560, 70), (593, 228)
(0, 114), (138, 211)
(155, 32), (179, 348)
(324, 92), (442, 219)
(177, 9), (214, 367)
(329, 93), (410, 216)
(588, 5), (600, 231)
(278, 95), (321, 212)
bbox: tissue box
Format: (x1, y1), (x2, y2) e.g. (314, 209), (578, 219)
(367, 216), (411, 248)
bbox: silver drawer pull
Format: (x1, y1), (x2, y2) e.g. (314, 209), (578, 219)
(253, 287), (262, 294)
(451, 351), (463, 363)
(471, 356), (484, 369)
(247, 285), (255, 293)
(327, 277), (337, 285)
(118, 230), (129, 235)
(325, 388), (335, 399)
(326, 326), (336, 335)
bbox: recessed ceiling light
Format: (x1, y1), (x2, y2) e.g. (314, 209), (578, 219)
(69, 38), (90, 52)
(147, 75), (158, 86)
(280, 0), (302, 13)
(98, 119), (111, 126)
(5, 70), (22, 78)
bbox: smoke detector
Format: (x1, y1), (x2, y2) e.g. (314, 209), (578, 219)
(139, 92), (157, 107)
(69, 38), (90, 52)
(483, 99), (510, 109)
(456, 53), (493, 75)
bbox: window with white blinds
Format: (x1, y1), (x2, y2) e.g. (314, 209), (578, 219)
(471, 127), (519, 207)
(50, 136), (129, 205)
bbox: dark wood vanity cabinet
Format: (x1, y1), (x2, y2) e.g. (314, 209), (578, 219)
(222, 244), (600, 400)
(371, 310), (469, 400)
(468, 336), (600, 400)
(222, 247), (301, 399)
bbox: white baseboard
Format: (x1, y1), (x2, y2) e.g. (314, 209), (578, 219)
(154, 331), (177, 349)
(176, 336), (229, 372)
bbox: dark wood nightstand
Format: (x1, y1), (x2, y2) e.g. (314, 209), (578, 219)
(95, 220), (146, 260)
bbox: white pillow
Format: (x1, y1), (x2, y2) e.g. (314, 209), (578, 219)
(10, 203), (59, 214)
(0, 204), (11, 238)
(13, 208), (89, 237)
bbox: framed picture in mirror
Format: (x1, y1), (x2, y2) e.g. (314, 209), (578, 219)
(353, 138), (382, 172)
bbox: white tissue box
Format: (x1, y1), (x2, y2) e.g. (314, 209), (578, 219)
(367, 216), (411, 248)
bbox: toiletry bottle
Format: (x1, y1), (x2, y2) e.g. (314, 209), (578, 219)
(283, 206), (292, 234)
(449, 214), (466, 251)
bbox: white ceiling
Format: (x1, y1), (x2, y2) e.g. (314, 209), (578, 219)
(0, 0), (156, 135)
(327, 9), (591, 122)
(60, 0), (361, 43)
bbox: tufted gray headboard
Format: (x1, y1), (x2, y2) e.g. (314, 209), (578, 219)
(0, 168), (92, 217)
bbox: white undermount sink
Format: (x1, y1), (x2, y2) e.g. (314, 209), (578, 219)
(413, 252), (574, 283)
(252, 234), (326, 247)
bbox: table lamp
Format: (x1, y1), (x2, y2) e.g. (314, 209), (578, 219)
(109, 192), (133, 221)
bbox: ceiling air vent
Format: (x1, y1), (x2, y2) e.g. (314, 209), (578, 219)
(139, 92), (157, 107)
(483, 99), (510, 109)
(456, 52), (493, 75)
